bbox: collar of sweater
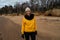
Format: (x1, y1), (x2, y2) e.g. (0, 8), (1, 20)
(24, 14), (34, 20)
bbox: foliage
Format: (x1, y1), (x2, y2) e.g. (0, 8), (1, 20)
(0, 0), (60, 16)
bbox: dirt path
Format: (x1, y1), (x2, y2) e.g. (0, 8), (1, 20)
(0, 16), (60, 40)
(0, 16), (22, 40)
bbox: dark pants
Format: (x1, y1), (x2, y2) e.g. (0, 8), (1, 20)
(24, 32), (36, 40)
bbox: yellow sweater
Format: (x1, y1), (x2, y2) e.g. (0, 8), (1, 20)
(21, 16), (37, 34)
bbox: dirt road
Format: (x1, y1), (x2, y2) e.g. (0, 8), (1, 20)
(0, 16), (21, 40)
(0, 16), (60, 40)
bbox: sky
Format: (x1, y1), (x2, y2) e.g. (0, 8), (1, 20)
(0, 0), (29, 8)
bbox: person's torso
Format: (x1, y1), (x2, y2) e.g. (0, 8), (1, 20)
(24, 14), (36, 32)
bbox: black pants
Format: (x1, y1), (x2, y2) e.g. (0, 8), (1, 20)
(24, 32), (36, 40)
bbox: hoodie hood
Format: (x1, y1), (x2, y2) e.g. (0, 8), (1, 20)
(24, 14), (34, 20)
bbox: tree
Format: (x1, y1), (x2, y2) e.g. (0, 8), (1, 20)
(14, 2), (21, 15)
(4, 5), (9, 14)
(8, 5), (13, 14)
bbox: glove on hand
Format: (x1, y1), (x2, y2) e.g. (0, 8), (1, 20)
(21, 34), (24, 38)
(35, 31), (37, 35)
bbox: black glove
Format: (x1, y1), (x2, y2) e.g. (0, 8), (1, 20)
(35, 31), (37, 35)
(21, 34), (24, 38)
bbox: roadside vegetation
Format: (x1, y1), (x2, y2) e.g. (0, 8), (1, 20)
(0, 0), (60, 16)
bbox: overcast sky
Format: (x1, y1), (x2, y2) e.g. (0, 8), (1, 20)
(0, 0), (29, 8)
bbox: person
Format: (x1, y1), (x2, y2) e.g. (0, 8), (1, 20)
(21, 7), (37, 40)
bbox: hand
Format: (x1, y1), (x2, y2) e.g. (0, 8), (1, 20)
(21, 34), (24, 38)
(35, 31), (37, 35)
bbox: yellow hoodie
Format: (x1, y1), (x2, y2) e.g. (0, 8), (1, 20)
(21, 14), (37, 34)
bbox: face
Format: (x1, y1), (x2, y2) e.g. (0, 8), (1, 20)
(26, 11), (31, 15)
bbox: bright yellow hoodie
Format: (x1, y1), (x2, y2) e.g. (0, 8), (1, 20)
(21, 16), (37, 34)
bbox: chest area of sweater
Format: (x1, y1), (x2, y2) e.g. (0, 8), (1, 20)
(25, 19), (34, 25)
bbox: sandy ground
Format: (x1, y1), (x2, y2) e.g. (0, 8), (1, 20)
(0, 16), (60, 40)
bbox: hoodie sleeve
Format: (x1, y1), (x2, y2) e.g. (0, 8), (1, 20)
(34, 17), (37, 31)
(21, 17), (25, 34)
